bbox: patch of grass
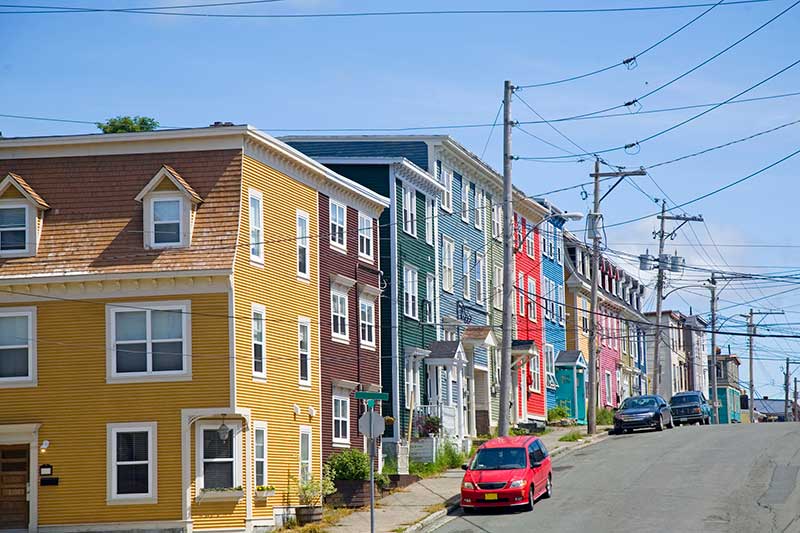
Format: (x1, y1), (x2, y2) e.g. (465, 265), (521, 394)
(276, 506), (355, 532)
(596, 408), (615, 426)
(382, 455), (398, 475)
(423, 502), (446, 514)
(534, 427), (553, 436)
(558, 430), (585, 442)
(548, 405), (571, 422)
(409, 441), (467, 479)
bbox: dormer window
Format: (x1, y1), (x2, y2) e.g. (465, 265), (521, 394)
(0, 172), (49, 258)
(135, 165), (203, 250)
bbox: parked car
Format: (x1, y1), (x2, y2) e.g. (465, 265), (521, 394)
(460, 436), (552, 512)
(613, 395), (673, 434)
(669, 391), (712, 426)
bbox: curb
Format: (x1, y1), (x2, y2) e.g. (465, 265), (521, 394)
(550, 431), (610, 459)
(404, 508), (449, 533)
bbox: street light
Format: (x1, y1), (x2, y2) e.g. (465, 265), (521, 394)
(516, 211), (583, 252)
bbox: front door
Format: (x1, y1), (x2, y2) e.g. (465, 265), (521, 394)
(0, 445), (29, 531)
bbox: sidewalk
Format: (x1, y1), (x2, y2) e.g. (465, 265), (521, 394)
(325, 426), (610, 533)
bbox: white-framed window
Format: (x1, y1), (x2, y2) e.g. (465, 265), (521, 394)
(249, 190), (263, 263)
(475, 253), (485, 306)
(517, 272), (525, 317)
(545, 343), (555, 380)
(605, 371), (613, 405)
(439, 163), (453, 212)
(331, 290), (349, 340)
(462, 246), (471, 300)
(298, 318), (311, 386)
(0, 307), (36, 386)
(299, 426), (312, 482)
(0, 204), (29, 254)
(297, 210), (310, 279)
(527, 276), (537, 321)
(540, 225), (547, 258)
(329, 199), (347, 251)
(442, 237), (454, 294)
(542, 279), (550, 321)
(107, 301), (190, 381)
(108, 422), (157, 503)
(492, 204), (502, 240)
(359, 299), (375, 347)
(333, 396), (350, 445)
(150, 196), (184, 248)
(581, 298), (590, 333)
(557, 285), (565, 325)
(254, 422), (268, 488)
(425, 273), (435, 324)
(475, 188), (485, 230)
(525, 223), (535, 258)
(425, 196), (435, 245)
(358, 213), (373, 261)
(461, 179), (470, 223)
(405, 357), (421, 409)
(196, 420), (242, 491)
(530, 354), (541, 393)
(556, 227), (563, 264)
(493, 264), (503, 310)
(402, 184), (417, 237)
(252, 304), (265, 379)
(403, 265), (419, 320)
(546, 225), (554, 258)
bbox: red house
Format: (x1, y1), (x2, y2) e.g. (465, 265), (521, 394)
(317, 188), (388, 463)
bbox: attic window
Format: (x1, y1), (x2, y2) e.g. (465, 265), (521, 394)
(0, 173), (49, 258)
(153, 198), (182, 245)
(135, 165), (203, 250)
(0, 206), (27, 251)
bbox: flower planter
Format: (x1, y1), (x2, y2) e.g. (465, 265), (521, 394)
(254, 489), (276, 499)
(196, 489), (244, 502)
(295, 505), (323, 525)
(329, 479), (376, 508)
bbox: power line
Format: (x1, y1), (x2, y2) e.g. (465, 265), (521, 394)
(480, 101), (504, 159)
(516, 0), (728, 89)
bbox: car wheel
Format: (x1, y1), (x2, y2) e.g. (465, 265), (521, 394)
(525, 485), (535, 511)
(655, 416), (664, 431)
(625, 428), (633, 434)
(543, 475), (553, 499)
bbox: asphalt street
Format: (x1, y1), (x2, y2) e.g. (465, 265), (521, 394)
(429, 423), (800, 533)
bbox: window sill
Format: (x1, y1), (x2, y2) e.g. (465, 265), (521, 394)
(297, 273), (310, 283)
(253, 376), (267, 384)
(332, 441), (351, 448)
(403, 314), (419, 322)
(0, 378), (36, 389)
(332, 336), (350, 345)
(250, 257), (265, 268)
(298, 383), (312, 391)
(441, 206), (453, 214)
(402, 229), (418, 239)
(330, 243), (348, 255)
(107, 373), (191, 385)
(196, 489), (244, 503)
(360, 343), (376, 351)
(358, 254), (374, 264)
(107, 495), (158, 506)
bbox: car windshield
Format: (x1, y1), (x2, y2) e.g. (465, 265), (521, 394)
(671, 395), (700, 405)
(470, 447), (527, 470)
(620, 397), (657, 410)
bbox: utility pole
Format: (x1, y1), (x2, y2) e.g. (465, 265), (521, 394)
(743, 308), (784, 423)
(709, 273), (719, 424)
(785, 358), (790, 422)
(794, 377), (798, 422)
(586, 163), (645, 435)
(498, 79), (514, 437)
(651, 200), (667, 396)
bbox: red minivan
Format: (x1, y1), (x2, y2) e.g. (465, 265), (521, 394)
(460, 435), (552, 512)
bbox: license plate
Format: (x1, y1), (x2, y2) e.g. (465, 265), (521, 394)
(484, 493), (498, 501)
(680, 418), (687, 422)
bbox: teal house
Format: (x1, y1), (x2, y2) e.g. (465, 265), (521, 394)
(554, 350), (587, 424)
(713, 354), (742, 424)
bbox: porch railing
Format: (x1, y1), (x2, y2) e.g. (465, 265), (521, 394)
(415, 404), (458, 436)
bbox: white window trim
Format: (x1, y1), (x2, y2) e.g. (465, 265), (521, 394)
(556, 227), (563, 265)
(493, 264), (503, 310)
(527, 277), (537, 322)
(329, 199), (347, 252)
(299, 425), (313, 482)
(517, 272), (525, 317)
(440, 166), (453, 213)
(0, 202), (34, 257)
(195, 420), (243, 493)
(105, 300), (192, 384)
(107, 422), (157, 505)
(332, 395), (350, 446)
(462, 246), (471, 301)
(402, 184), (417, 237)
(475, 253), (485, 306)
(252, 303), (266, 380)
(359, 299), (376, 348)
(530, 355), (541, 393)
(331, 289), (349, 342)
(442, 237), (454, 294)
(358, 212), (374, 262)
(425, 273), (436, 323)
(425, 196), (435, 245)
(461, 180), (470, 223)
(474, 188), (484, 231)
(605, 371), (613, 406)
(545, 343), (556, 379)
(297, 209), (310, 279)
(403, 265), (419, 320)
(146, 194), (188, 250)
(525, 223), (535, 259)
(0, 306), (36, 388)
(253, 421), (268, 488)
(248, 189), (264, 264)
(298, 317), (312, 387)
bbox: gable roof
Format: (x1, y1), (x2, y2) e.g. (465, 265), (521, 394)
(556, 350), (587, 368)
(1, 172), (50, 209)
(134, 164), (203, 204)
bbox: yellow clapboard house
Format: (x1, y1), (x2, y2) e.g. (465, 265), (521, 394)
(0, 125), (387, 532)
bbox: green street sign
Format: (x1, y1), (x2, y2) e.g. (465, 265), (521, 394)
(355, 391), (389, 401)
(366, 399), (375, 409)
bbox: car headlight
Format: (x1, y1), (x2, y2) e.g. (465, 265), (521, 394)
(693, 407), (701, 414)
(509, 479), (526, 488)
(462, 482), (475, 490)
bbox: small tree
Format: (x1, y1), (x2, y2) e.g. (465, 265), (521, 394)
(96, 115), (159, 134)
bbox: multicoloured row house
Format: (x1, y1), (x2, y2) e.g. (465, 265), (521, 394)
(0, 125), (654, 533)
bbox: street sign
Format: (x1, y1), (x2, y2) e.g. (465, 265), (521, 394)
(358, 411), (385, 439)
(354, 391), (389, 401)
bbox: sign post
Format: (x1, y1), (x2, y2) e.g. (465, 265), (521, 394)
(357, 392), (387, 533)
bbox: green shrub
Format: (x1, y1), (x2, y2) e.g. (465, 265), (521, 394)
(382, 456), (398, 475)
(510, 427), (530, 436)
(596, 408), (615, 426)
(558, 430), (584, 442)
(548, 405), (571, 422)
(437, 441), (465, 469)
(327, 449), (370, 481)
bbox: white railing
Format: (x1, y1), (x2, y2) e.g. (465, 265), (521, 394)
(416, 404), (458, 436)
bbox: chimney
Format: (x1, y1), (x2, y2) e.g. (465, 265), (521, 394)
(210, 121), (234, 127)
(764, 396), (769, 400)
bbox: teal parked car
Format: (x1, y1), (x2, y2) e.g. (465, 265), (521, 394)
(669, 391), (712, 426)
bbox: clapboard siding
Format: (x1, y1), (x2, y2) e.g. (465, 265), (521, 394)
(288, 141), (429, 169)
(486, 189), (504, 426)
(542, 220), (567, 411)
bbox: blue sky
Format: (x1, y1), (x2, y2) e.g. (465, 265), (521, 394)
(2, 0), (799, 398)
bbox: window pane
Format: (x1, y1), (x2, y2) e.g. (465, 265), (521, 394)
(203, 429), (233, 459)
(253, 344), (263, 373)
(300, 353), (309, 381)
(154, 222), (180, 244)
(117, 464), (149, 494)
(0, 315), (27, 346)
(152, 341), (183, 371)
(116, 312), (146, 341)
(256, 462), (264, 487)
(0, 208), (25, 228)
(0, 347), (28, 377)
(116, 343), (147, 373)
(253, 312), (264, 342)
(299, 324), (309, 352)
(204, 461), (234, 489)
(255, 429), (265, 458)
(0, 230), (26, 250)
(154, 200), (180, 222)
(300, 432), (310, 461)
(117, 431), (148, 462)
(152, 310), (182, 339)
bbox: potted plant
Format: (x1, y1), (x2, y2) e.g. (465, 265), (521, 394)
(418, 415), (442, 437)
(326, 449), (373, 508)
(255, 485), (275, 499)
(197, 485), (244, 502)
(295, 465), (335, 525)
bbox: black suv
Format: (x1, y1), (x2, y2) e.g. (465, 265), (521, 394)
(669, 391), (712, 426)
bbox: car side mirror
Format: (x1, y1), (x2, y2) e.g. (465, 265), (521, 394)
(461, 463), (469, 471)
(531, 461), (543, 468)
(612, 407), (618, 412)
